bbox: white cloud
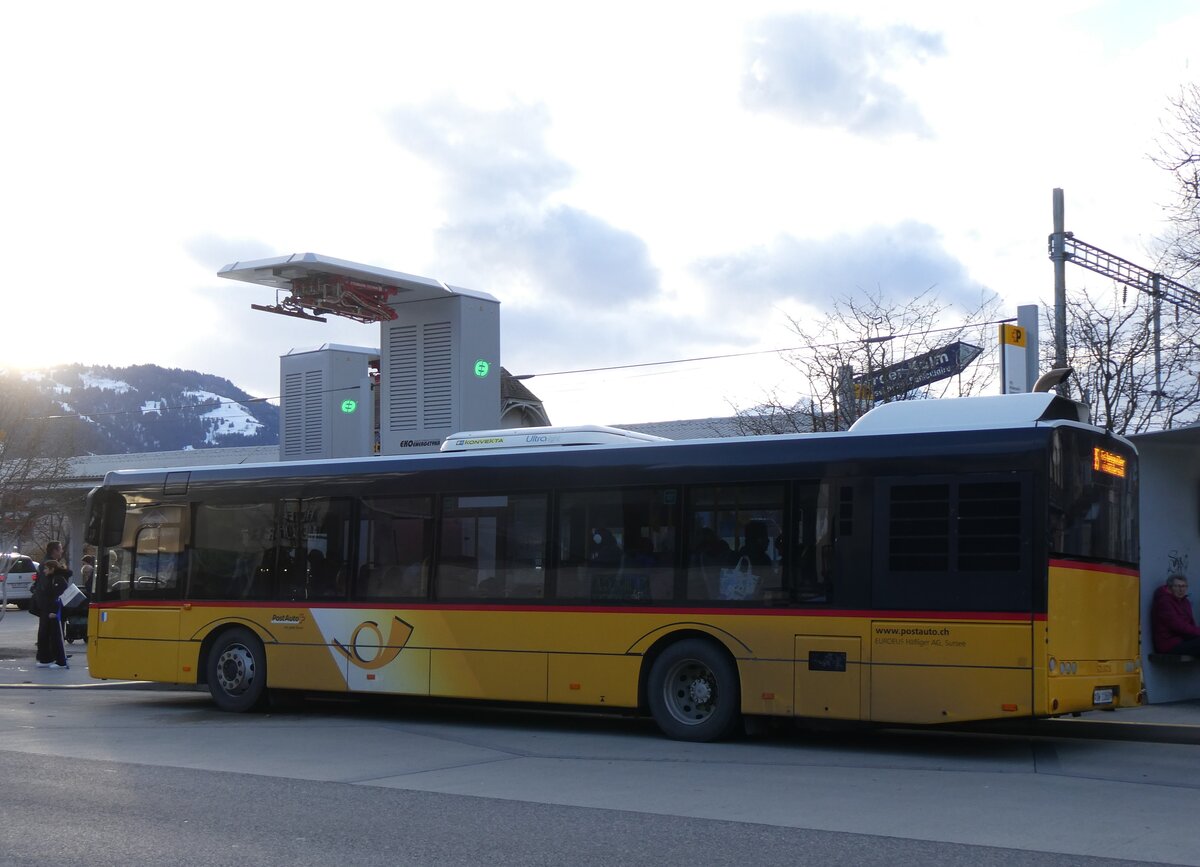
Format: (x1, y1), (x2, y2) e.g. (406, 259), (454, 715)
(693, 222), (988, 309)
(389, 98), (661, 306)
(742, 13), (945, 137)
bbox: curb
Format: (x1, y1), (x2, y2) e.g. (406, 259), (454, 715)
(0, 680), (200, 692)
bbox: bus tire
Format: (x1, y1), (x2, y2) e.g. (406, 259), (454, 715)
(206, 627), (267, 712)
(647, 638), (740, 742)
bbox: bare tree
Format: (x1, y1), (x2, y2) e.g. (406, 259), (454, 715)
(1154, 84), (1200, 282)
(733, 287), (1002, 434)
(1046, 285), (1200, 434)
(0, 393), (77, 553)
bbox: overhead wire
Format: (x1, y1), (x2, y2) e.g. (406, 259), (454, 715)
(511, 316), (1016, 379)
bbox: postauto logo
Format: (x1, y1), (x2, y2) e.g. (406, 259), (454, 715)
(332, 616), (414, 671)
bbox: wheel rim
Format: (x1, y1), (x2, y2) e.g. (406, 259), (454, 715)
(661, 657), (719, 726)
(215, 643), (256, 696)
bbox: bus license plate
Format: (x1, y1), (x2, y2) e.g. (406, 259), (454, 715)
(1093, 687), (1115, 706)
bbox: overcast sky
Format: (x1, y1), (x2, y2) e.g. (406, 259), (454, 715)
(3, 1), (1198, 425)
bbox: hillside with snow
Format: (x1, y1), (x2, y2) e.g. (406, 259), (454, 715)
(2, 364), (279, 455)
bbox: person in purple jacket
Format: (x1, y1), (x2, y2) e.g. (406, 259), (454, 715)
(1151, 575), (1200, 655)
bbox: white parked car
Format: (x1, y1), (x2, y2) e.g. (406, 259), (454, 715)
(0, 553), (38, 608)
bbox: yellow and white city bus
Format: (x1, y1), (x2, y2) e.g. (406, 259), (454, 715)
(84, 392), (1140, 740)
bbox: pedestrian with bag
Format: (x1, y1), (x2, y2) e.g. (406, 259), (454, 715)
(33, 556), (71, 670)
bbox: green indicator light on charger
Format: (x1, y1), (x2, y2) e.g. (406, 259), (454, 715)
(341, 399), (358, 413)
(474, 359), (491, 378)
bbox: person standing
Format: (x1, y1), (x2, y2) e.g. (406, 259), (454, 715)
(34, 558), (70, 669)
(1151, 575), (1200, 656)
(79, 554), (95, 592)
(37, 540), (65, 582)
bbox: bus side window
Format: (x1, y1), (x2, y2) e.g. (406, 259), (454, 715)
(793, 481), (828, 603)
(436, 494), (548, 600)
(686, 485), (783, 603)
(188, 503), (277, 601)
(281, 498), (353, 601)
(555, 489), (677, 603)
(354, 496), (433, 600)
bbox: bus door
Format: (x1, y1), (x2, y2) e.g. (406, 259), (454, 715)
(792, 480), (864, 720)
(95, 507), (186, 682)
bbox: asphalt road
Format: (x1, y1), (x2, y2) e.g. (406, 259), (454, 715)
(0, 745), (1173, 867)
(1, 606), (1197, 866)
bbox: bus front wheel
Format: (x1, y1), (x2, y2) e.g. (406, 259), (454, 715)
(206, 627), (267, 712)
(647, 638), (740, 741)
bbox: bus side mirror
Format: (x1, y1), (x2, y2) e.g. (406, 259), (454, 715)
(84, 488), (126, 548)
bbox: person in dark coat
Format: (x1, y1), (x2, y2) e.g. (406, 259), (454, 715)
(34, 558), (71, 669)
(1151, 575), (1200, 655)
(737, 520), (773, 568)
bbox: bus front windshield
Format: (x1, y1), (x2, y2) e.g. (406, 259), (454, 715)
(1049, 427), (1138, 567)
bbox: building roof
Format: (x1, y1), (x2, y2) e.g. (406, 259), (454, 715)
(499, 367), (541, 403)
(1129, 424), (1200, 446)
(616, 417), (743, 439)
(65, 445), (281, 487)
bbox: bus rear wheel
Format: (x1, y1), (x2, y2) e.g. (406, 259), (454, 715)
(206, 627), (267, 712)
(647, 638), (740, 742)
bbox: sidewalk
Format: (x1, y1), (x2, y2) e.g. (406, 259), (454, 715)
(1103, 697), (1200, 725)
(0, 602), (125, 688)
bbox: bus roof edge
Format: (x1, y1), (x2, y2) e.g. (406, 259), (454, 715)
(440, 424), (670, 452)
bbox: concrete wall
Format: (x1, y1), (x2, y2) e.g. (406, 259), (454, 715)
(1137, 438), (1200, 702)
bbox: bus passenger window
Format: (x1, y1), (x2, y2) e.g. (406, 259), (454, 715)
(189, 503), (278, 601)
(280, 498), (353, 601)
(686, 485), (783, 602)
(436, 494), (547, 600)
(354, 497), (433, 599)
(793, 481), (830, 604)
(555, 489), (677, 602)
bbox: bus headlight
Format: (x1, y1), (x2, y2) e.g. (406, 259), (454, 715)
(1049, 657), (1057, 672)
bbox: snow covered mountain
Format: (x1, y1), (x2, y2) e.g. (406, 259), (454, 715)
(1, 364), (280, 455)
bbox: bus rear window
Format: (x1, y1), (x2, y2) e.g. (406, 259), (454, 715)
(1050, 428), (1138, 566)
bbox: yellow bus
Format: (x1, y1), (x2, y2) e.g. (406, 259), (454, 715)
(84, 392), (1141, 740)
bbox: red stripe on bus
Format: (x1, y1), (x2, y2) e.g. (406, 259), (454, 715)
(92, 599), (1042, 621)
(1049, 559), (1138, 577)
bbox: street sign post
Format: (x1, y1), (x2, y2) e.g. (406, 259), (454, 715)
(1000, 323), (1028, 394)
(853, 341), (983, 401)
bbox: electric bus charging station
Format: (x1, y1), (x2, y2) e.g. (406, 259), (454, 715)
(219, 253), (502, 458)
